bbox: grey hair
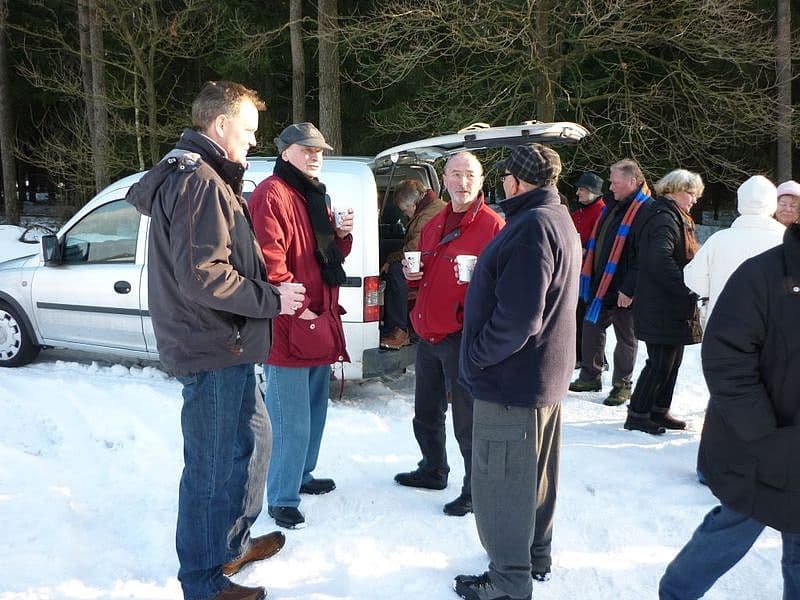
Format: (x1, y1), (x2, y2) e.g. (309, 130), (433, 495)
(444, 151), (483, 176)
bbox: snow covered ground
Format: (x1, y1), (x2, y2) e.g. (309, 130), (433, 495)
(0, 229), (783, 599)
(0, 348), (785, 599)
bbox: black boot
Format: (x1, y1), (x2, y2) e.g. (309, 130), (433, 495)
(624, 412), (666, 435)
(394, 468), (447, 490)
(443, 493), (472, 516)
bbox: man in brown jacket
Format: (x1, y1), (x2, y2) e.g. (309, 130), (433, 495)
(127, 81), (304, 600)
(380, 179), (445, 349)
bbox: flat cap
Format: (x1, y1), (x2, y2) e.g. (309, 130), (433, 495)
(274, 122), (333, 152)
(495, 143), (562, 186)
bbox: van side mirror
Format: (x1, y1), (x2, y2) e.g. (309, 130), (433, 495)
(41, 234), (63, 265)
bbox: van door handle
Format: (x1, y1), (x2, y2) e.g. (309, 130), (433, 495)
(114, 280), (132, 294)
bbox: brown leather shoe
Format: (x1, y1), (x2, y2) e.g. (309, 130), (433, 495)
(211, 583), (266, 600)
(380, 327), (410, 350)
(222, 531), (286, 577)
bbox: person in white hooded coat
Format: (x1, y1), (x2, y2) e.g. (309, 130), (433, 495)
(683, 175), (785, 324)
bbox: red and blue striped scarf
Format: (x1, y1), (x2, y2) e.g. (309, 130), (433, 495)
(580, 183), (651, 323)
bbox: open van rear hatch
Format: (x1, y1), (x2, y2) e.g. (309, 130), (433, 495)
(372, 121), (588, 168)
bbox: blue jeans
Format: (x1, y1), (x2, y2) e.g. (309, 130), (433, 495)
(175, 364), (269, 600)
(263, 364), (330, 507)
(660, 504), (800, 599)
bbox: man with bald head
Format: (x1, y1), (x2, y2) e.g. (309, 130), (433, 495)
(394, 152), (504, 517)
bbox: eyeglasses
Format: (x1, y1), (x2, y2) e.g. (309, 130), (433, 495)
(499, 173), (513, 180)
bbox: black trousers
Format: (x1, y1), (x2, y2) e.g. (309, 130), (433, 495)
(383, 260), (409, 331)
(628, 342), (685, 415)
(413, 333), (474, 495)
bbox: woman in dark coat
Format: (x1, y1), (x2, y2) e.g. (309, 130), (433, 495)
(659, 223), (800, 598)
(624, 169), (704, 434)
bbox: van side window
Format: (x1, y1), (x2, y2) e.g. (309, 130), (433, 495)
(62, 199), (140, 264)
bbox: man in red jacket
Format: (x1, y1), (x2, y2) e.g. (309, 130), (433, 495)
(571, 171), (605, 368)
(248, 122), (354, 530)
(394, 151), (504, 517)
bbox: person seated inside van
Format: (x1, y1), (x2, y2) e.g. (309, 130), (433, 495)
(380, 179), (445, 350)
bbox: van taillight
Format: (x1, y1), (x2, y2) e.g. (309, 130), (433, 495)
(363, 276), (380, 322)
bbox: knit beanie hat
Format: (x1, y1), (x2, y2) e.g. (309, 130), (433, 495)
(776, 180), (800, 199)
(737, 175), (777, 217)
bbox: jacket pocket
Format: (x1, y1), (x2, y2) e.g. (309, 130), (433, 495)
(289, 313), (336, 360)
(714, 456), (757, 515)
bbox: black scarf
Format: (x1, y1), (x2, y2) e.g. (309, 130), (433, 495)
(274, 156), (347, 286)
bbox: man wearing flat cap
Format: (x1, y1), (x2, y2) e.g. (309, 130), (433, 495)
(571, 171), (606, 368)
(454, 144), (581, 600)
(248, 122), (354, 530)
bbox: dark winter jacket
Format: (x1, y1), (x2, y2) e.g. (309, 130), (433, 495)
(248, 172), (352, 367)
(589, 191), (651, 305)
(410, 193), (504, 344)
(571, 195), (606, 247)
(698, 224), (800, 533)
(459, 186), (582, 408)
(632, 196), (702, 345)
(126, 129), (282, 376)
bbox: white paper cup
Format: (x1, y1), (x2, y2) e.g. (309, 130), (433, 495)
(455, 254), (478, 282)
(404, 251), (421, 273)
(333, 207), (348, 228)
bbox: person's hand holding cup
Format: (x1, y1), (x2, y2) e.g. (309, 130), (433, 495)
(278, 281), (307, 315)
(403, 250), (423, 281)
(333, 206), (354, 238)
(455, 254), (478, 284)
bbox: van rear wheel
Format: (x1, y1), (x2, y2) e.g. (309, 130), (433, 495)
(0, 302), (40, 367)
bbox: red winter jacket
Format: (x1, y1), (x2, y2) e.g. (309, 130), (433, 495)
(571, 197), (605, 247)
(249, 174), (352, 367)
(410, 194), (504, 344)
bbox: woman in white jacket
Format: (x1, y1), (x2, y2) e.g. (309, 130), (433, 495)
(683, 175), (785, 324)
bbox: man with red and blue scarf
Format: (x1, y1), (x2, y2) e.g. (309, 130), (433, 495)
(569, 159), (652, 406)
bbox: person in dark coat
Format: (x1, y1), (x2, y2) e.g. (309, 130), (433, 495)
(569, 159), (652, 406)
(624, 169), (704, 435)
(454, 144), (581, 600)
(659, 223), (800, 599)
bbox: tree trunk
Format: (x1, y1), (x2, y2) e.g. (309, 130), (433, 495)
(88, 0), (109, 191)
(77, 0), (95, 143)
(318, 0), (342, 153)
(533, 0), (556, 122)
(776, 0), (792, 181)
(0, 0), (19, 224)
(145, 67), (158, 164)
(290, 0), (306, 123)
(145, 0), (159, 166)
(133, 64), (145, 171)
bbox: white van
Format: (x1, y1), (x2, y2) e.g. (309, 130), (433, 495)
(0, 122), (587, 378)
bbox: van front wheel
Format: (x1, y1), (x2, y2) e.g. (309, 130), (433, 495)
(0, 302), (40, 367)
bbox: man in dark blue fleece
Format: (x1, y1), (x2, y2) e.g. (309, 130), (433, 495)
(453, 144), (582, 600)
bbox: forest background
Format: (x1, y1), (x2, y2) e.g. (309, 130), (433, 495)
(0, 0), (798, 226)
